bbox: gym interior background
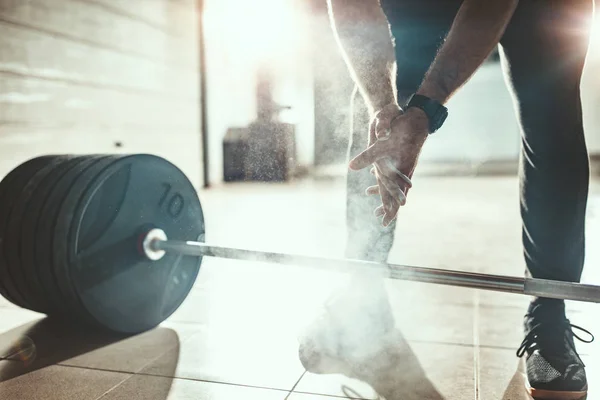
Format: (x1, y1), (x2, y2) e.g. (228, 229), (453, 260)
(3, 0), (600, 187)
(2, 0), (600, 399)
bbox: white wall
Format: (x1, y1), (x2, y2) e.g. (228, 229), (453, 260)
(419, 62), (521, 164)
(0, 0), (203, 186)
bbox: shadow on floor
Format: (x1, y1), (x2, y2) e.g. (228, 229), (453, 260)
(0, 317), (179, 395)
(500, 361), (531, 400)
(300, 327), (444, 400)
(342, 329), (444, 400)
(298, 274), (444, 400)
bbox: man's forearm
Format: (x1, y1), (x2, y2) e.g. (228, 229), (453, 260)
(417, 0), (519, 104)
(327, 0), (398, 114)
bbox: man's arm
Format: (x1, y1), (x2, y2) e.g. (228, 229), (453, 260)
(416, 0), (519, 104)
(347, 0), (520, 226)
(327, 0), (398, 115)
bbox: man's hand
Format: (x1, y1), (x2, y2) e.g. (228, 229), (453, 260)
(349, 108), (429, 226)
(370, 103), (404, 138)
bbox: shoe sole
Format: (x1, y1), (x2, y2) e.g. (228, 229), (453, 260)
(526, 380), (587, 400)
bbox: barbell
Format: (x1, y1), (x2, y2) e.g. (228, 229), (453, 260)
(0, 154), (599, 335)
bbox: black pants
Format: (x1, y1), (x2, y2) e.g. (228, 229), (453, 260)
(346, 0), (594, 282)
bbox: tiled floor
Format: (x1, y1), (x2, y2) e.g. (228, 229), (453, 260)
(2, 174), (600, 399)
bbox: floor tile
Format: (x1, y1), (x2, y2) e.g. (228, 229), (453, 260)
(99, 374), (288, 400)
(164, 288), (211, 325)
(293, 374), (377, 400)
(60, 323), (200, 373)
(561, 304), (599, 357)
(572, 310), (600, 357)
(386, 177), (521, 277)
(478, 348), (529, 400)
(288, 394), (354, 400)
(0, 361), (130, 400)
(388, 291), (475, 345)
(140, 257), (354, 391)
(0, 308), (44, 335)
(0, 317), (198, 373)
(409, 342), (475, 400)
(166, 257), (347, 332)
(478, 291), (529, 310)
(580, 353), (600, 399)
(140, 323), (305, 391)
(478, 304), (523, 350)
(295, 339), (474, 400)
(0, 315), (51, 360)
(385, 279), (474, 308)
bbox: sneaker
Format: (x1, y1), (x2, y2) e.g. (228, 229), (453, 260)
(516, 299), (594, 400)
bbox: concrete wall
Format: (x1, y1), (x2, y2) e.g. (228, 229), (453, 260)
(0, 0), (203, 187)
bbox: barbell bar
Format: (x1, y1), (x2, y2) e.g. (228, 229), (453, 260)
(0, 153), (599, 336)
(142, 229), (600, 305)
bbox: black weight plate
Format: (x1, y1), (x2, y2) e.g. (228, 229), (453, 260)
(0, 165), (25, 305)
(64, 154), (204, 334)
(0, 155), (55, 198)
(52, 155), (124, 322)
(5, 156), (74, 312)
(35, 155), (113, 319)
(20, 155), (86, 314)
(0, 156), (57, 308)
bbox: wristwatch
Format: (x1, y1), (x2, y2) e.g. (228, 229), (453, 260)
(405, 94), (448, 134)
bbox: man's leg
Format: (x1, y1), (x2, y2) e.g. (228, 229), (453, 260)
(500, 0), (594, 396)
(345, 0), (462, 262)
(501, 0), (593, 284)
(345, 86), (396, 262)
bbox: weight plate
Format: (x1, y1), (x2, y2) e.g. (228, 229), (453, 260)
(0, 156), (57, 308)
(64, 154), (204, 334)
(35, 155), (113, 318)
(20, 155), (86, 314)
(6, 156), (73, 312)
(52, 155), (124, 322)
(0, 155), (55, 199)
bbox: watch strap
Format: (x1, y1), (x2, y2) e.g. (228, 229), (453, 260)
(405, 94), (448, 133)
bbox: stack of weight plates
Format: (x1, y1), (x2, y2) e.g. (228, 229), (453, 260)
(0, 154), (205, 334)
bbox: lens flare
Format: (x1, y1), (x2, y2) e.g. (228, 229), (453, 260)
(4, 336), (37, 366)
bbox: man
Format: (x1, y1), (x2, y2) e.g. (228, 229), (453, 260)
(330, 0), (596, 398)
